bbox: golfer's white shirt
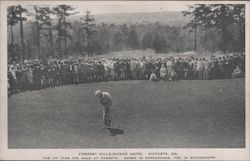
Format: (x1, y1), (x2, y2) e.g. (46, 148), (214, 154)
(100, 92), (112, 120)
(100, 92), (112, 108)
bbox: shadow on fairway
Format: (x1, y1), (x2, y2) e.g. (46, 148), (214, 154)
(108, 128), (124, 136)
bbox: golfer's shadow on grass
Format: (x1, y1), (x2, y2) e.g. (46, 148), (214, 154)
(107, 128), (124, 136)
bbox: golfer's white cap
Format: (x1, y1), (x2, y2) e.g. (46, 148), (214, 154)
(95, 90), (102, 97)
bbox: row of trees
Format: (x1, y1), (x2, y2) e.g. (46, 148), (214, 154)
(8, 5), (27, 61)
(7, 4), (245, 62)
(183, 4), (245, 53)
(8, 5), (79, 60)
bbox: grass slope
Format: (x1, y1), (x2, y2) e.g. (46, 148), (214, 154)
(8, 79), (245, 148)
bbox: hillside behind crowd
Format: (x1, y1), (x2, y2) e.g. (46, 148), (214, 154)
(8, 4), (245, 62)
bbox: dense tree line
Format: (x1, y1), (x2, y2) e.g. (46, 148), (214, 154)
(183, 4), (245, 53)
(7, 4), (245, 62)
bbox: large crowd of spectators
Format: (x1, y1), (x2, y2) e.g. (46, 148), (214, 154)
(8, 53), (245, 96)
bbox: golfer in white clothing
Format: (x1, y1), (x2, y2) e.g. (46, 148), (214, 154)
(95, 90), (113, 129)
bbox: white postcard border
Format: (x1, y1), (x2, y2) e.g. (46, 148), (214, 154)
(0, 1), (249, 160)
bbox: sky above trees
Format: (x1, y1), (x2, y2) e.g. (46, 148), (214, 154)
(8, 1), (190, 17)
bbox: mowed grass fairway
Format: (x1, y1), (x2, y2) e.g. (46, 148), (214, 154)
(8, 79), (245, 148)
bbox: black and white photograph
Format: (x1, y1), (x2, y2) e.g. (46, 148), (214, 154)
(0, 0), (249, 160)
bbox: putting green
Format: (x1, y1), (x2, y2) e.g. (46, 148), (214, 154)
(8, 79), (245, 148)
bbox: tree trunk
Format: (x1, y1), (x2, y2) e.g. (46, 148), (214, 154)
(63, 17), (68, 58)
(35, 7), (40, 56)
(49, 25), (53, 57)
(238, 15), (244, 51)
(36, 15), (40, 55)
(64, 35), (67, 58)
(222, 24), (227, 53)
(221, 5), (227, 53)
(58, 19), (62, 58)
(20, 12), (25, 60)
(194, 26), (197, 53)
(239, 18), (242, 51)
(204, 26), (207, 53)
(86, 28), (89, 56)
(11, 25), (14, 45)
